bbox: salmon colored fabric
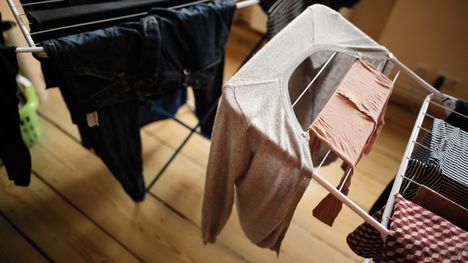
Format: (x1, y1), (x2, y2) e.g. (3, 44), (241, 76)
(311, 59), (394, 225)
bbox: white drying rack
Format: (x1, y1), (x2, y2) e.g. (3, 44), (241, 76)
(379, 95), (433, 230)
(5, 0), (262, 194)
(7, 0), (261, 53)
(7, 0), (461, 241)
(360, 91), (467, 262)
(290, 48), (460, 237)
(380, 94), (468, 230)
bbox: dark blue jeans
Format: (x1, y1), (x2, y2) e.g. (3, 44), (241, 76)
(42, 0), (236, 201)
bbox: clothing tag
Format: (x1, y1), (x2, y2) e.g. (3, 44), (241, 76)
(87, 112), (99, 127)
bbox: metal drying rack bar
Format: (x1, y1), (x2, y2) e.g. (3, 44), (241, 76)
(10, 0), (462, 241)
(9, 0), (261, 53)
(5, 0), (261, 195)
(380, 94), (468, 229)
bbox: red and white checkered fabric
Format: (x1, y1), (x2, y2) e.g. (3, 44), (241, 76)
(380, 194), (468, 262)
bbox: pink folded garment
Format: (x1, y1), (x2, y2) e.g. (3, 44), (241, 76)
(311, 59), (394, 226)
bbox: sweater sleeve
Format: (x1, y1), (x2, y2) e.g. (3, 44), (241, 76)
(202, 87), (252, 244)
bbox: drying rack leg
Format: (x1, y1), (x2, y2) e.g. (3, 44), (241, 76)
(145, 32), (265, 193)
(145, 98), (219, 192)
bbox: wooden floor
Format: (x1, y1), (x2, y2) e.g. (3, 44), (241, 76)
(0, 25), (418, 263)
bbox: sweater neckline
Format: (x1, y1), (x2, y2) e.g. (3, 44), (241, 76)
(279, 46), (356, 138)
(279, 45), (390, 167)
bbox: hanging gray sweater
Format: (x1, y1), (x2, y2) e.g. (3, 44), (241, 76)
(202, 4), (393, 253)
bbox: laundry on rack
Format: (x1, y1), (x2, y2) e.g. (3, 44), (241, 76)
(39, 0), (236, 201)
(260, 0), (360, 38)
(412, 185), (468, 231)
(20, 0), (125, 11)
(0, 45), (32, 186)
(348, 184), (467, 258)
(348, 194), (468, 262)
(24, 0), (195, 41)
(348, 157), (468, 259)
(31, 0), (224, 138)
(244, 0), (361, 63)
(346, 208), (384, 259)
(202, 4), (394, 253)
(370, 108), (468, 214)
(412, 118), (468, 186)
(311, 58), (394, 226)
(349, 98), (468, 257)
(138, 89), (188, 126)
(399, 158), (468, 209)
(381, 195), (467, 262)
(445, 99), (468, 132)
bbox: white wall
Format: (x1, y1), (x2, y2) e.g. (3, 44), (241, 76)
(379, 0), (468, 105)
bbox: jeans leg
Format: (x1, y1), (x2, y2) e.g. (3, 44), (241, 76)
(61, 88), (145, 202)
(87, 101), (145, 201)
(193, 56), (224, 138)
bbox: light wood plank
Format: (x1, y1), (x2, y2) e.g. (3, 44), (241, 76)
(37, 73), (414, 263)
(0, 170), (139, 263)
(36, 73), (413, 263)
(31, 118), (243, 263)
(0, 215), (48, 263)
(31, 23), (417, 263)
(39, 88), (359, 262)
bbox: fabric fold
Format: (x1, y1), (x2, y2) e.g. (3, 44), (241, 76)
(201, 4), (394, 253)
(311, 59), (393, 226)
(347, 194), (468, 261)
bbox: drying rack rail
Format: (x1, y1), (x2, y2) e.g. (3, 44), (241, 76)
(380, 94), (468, 228)
(9, 0), (261, 53)
(5, 0), (261, 194)
(8, 0), (461, 244)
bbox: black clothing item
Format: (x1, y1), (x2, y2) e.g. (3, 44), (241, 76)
(139, 89), (187, 126)
(193, 56), (225, 137)
(1, 12), (5, 45)
(369, 177), (394, 215)
(26, 0), (195, 41)
(261, 0), (359, 12)
(20, 0), (125, 11)
(261, 0), (359, 38)
(29, 0), (219, 137)
(41, 0), (236, 201)
(0, 46), (32, 186)
(60, 86), (146, 201)
(445, 100), (468, 132)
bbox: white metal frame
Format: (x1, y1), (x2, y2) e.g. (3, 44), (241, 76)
(7, 0), (261, 53)
(380, 94), (468, 228)
(380, 94), (432, 229)
(8, 0), (462, 242)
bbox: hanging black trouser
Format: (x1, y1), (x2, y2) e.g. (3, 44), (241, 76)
(0, 46), (31, 186)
